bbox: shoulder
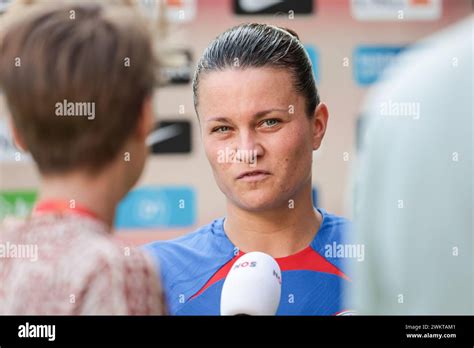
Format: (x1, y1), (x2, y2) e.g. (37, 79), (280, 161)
(312, 208), (354, 276)
(78, 236), (164, 314)
(59, 217), (163, 313)
(315, 208), (352, 245)
(142, 218), (235, 312)
(143, 218), (233, 270)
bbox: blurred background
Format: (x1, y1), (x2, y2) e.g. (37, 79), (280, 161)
(0, 0), (472, 246)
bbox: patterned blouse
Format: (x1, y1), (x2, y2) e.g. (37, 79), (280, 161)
(0, 212), (165, 314)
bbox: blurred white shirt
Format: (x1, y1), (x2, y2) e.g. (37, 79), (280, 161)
(349, 16), (473, 314)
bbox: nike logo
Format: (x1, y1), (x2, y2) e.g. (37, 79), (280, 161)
(146, 124), (183, 146)
(238, 0), (284, 13)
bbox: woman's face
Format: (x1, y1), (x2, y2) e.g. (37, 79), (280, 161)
(197, 67), (327, 212)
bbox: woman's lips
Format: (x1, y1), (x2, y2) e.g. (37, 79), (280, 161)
(236, 170), (271, 182)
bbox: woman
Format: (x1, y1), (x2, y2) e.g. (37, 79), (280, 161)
(145, 23), (352, 315)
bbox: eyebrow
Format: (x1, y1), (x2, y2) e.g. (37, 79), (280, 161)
(206, 108), (288, 123)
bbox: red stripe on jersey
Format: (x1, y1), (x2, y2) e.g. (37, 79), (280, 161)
(189, 246), (350, 300)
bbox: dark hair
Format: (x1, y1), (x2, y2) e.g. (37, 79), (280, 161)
(0, 3), (157, 175)
(192, 23), (319, 117)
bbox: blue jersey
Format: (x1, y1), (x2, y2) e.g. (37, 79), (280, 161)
(144, 208), (352, 315)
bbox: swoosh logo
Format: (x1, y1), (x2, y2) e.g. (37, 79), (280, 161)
(146, 124), (183, 146)
(238, 0), (284, 13)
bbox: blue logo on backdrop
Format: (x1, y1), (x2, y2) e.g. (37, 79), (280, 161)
(353, 45), (405, 86)
(305, 45), (319, 83)
(115, 186), (196, 229)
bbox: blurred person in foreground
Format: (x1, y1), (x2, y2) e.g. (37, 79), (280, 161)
(0, 2), (165, 314)
(349, 16), (473, 314)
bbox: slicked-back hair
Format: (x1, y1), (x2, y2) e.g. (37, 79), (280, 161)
(192, 23), (319, 117)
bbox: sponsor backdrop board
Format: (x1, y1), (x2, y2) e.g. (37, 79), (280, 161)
(0, 0), (471, 245)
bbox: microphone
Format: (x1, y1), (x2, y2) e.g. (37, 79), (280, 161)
(220, 251), (282, 315)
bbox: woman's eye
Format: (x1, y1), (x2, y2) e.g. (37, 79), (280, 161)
(262, 119), (280, 127)
(212, 126), (230, 133)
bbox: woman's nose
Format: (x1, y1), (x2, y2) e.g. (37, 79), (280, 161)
(235, 132), (264, 164)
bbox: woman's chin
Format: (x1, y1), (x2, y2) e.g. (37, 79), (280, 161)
(232, 191), (285, 212)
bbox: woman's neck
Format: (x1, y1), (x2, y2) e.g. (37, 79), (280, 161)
(224, 185), (322, 258)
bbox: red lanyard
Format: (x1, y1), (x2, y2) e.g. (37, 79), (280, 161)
(34, 200), (99, 220)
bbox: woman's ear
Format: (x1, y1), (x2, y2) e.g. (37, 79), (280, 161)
(312, 103), (329, 151)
